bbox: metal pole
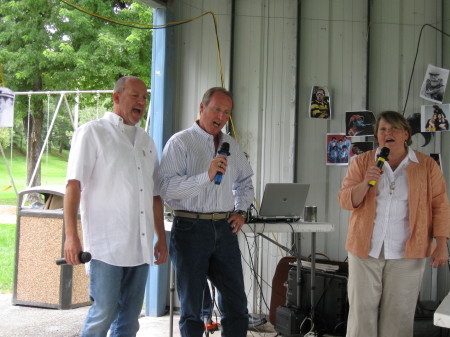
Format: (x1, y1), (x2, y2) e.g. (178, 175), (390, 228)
(0, 142), (18, 196)
(311, 232), (316, 324)
(27, 94), (64, 188)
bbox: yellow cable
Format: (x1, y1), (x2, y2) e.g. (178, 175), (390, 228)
(61, 0), (210, 29)
(60, 1), (225, 113)
(229, 116), (238, 143)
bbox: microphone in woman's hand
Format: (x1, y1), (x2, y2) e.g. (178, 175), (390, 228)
(368, 147), (390, 187)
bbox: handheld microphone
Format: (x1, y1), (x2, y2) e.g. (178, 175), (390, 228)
(56, 251), (92, 266)
(368, 147), (390, 187)
(214, 142), (230, 185)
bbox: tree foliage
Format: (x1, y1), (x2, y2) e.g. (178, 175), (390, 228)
(0, 0), (153, 186)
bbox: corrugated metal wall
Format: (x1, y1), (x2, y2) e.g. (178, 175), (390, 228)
(164, 0), (450, 314)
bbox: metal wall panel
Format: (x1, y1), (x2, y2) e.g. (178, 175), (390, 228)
(296, 0), (369, 262)
(232, 0), (298, 315)
(167, 0), (232, 131)
(165, 0), (450, 315)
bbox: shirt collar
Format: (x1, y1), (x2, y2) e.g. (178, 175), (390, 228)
(374, 146), (419, 163)
(103, 111), (140, 128)
(192, 121), (222, 143)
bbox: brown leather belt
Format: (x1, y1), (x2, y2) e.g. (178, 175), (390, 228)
(173, 210), (230, 221)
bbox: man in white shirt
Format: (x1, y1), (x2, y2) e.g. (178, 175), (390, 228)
(159, 87), (254, 337)
(63, 76), (168, 337)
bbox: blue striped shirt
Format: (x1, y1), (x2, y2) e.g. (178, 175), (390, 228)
(159, 122), (254, 213)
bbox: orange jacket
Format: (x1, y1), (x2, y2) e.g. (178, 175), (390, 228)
(339, 149), (450, 258)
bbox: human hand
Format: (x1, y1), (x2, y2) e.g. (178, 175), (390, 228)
(154, 239), (168, 265)
(365, 165), (383, 186)
(208, 154), (228, 181)
(430, 239), (449, 268)
(63, 236), (83, 265)
(228, 212), (245, 234)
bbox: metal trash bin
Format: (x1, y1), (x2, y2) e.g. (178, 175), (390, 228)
(12, 185), (91, 309)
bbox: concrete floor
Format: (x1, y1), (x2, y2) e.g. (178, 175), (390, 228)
(0, 294), (277, 337)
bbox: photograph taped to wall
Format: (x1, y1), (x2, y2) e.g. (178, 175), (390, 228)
(310, 86), (331, 119)
(0, 87), (15, 128)
(345, 110), (375, 137)
(326, 133), (351, 166)
(430, 153), (443, 172)
(420, 104), (450, 132)
(350, 141), (374, 158)
(419, 64), (449, 104)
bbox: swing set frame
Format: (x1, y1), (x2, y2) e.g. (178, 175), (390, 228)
(1, 89), (151, 200)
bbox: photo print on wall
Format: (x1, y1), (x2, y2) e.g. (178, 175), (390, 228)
(421, 104), (450, 132)
(310, 86), (331, 119)
(345, 110), (376, 137)
(326, 133), (351, 166)
(420, 64), (449, 104)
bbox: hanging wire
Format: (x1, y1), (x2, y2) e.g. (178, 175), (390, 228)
(402, 24), (450, 115)
(60, 0), (235, 137)
(60, 0), (225, 91)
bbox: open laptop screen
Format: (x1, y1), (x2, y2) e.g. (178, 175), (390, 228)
(258, 183), (310, 218)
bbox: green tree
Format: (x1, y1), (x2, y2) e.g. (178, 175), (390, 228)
(0, 0), (153, 187)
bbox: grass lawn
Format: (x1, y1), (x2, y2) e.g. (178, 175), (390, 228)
(0, 223), (16, 293)
(0, 148), (69, 205)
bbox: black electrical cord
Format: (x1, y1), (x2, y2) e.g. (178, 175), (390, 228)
(242, 232), (271, 312)
(402, 24), (450, 116)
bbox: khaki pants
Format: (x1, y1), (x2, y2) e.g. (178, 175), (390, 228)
(346, 252), (426, 337)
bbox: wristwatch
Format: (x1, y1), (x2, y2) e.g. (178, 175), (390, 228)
(235, 210), (247, 218)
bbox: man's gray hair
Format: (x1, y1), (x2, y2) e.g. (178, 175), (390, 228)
(202, 87), (233, 107)
(114, 76), (141, 93)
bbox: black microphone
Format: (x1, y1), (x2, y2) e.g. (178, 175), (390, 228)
(56, 251), (92, 265)
(368, 147), (390, 187)
(214, 142), (230, 185)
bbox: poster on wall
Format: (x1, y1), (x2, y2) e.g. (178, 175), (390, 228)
(0, 87), (15, 128)
(345, 110), (376, 136)
(420, 104), (450, 132)
(309, 86), (331, 119)
(326, 133), (351, 165)
(419, 64), (449, 104)
(350, 141), (374, 158)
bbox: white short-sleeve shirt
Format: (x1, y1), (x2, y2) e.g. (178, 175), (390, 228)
(66, 112), (160, 266)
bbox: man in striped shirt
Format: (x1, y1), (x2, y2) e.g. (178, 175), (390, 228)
(159, 87), (254, 337)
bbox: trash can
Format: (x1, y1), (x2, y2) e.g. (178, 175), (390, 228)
(12, 185), (91, 309)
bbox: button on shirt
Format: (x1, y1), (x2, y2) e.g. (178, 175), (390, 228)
(66, 112), (160, 266)
(159, 122), (254, 213)
(369, 147), (419, 259)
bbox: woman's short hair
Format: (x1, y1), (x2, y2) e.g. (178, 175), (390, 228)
(374, 111), (412, 146)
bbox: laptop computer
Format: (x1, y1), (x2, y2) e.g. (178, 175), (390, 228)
(251, 183), (310, 222)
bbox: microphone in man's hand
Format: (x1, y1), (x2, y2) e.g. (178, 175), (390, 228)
(368, 147), (390, 187)
(214, 142), (230, 185)
(56, 251), (92, 265)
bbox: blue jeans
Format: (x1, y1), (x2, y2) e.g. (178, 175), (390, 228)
(170, 217), (249, 337)
(81, 260), (149, 337)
